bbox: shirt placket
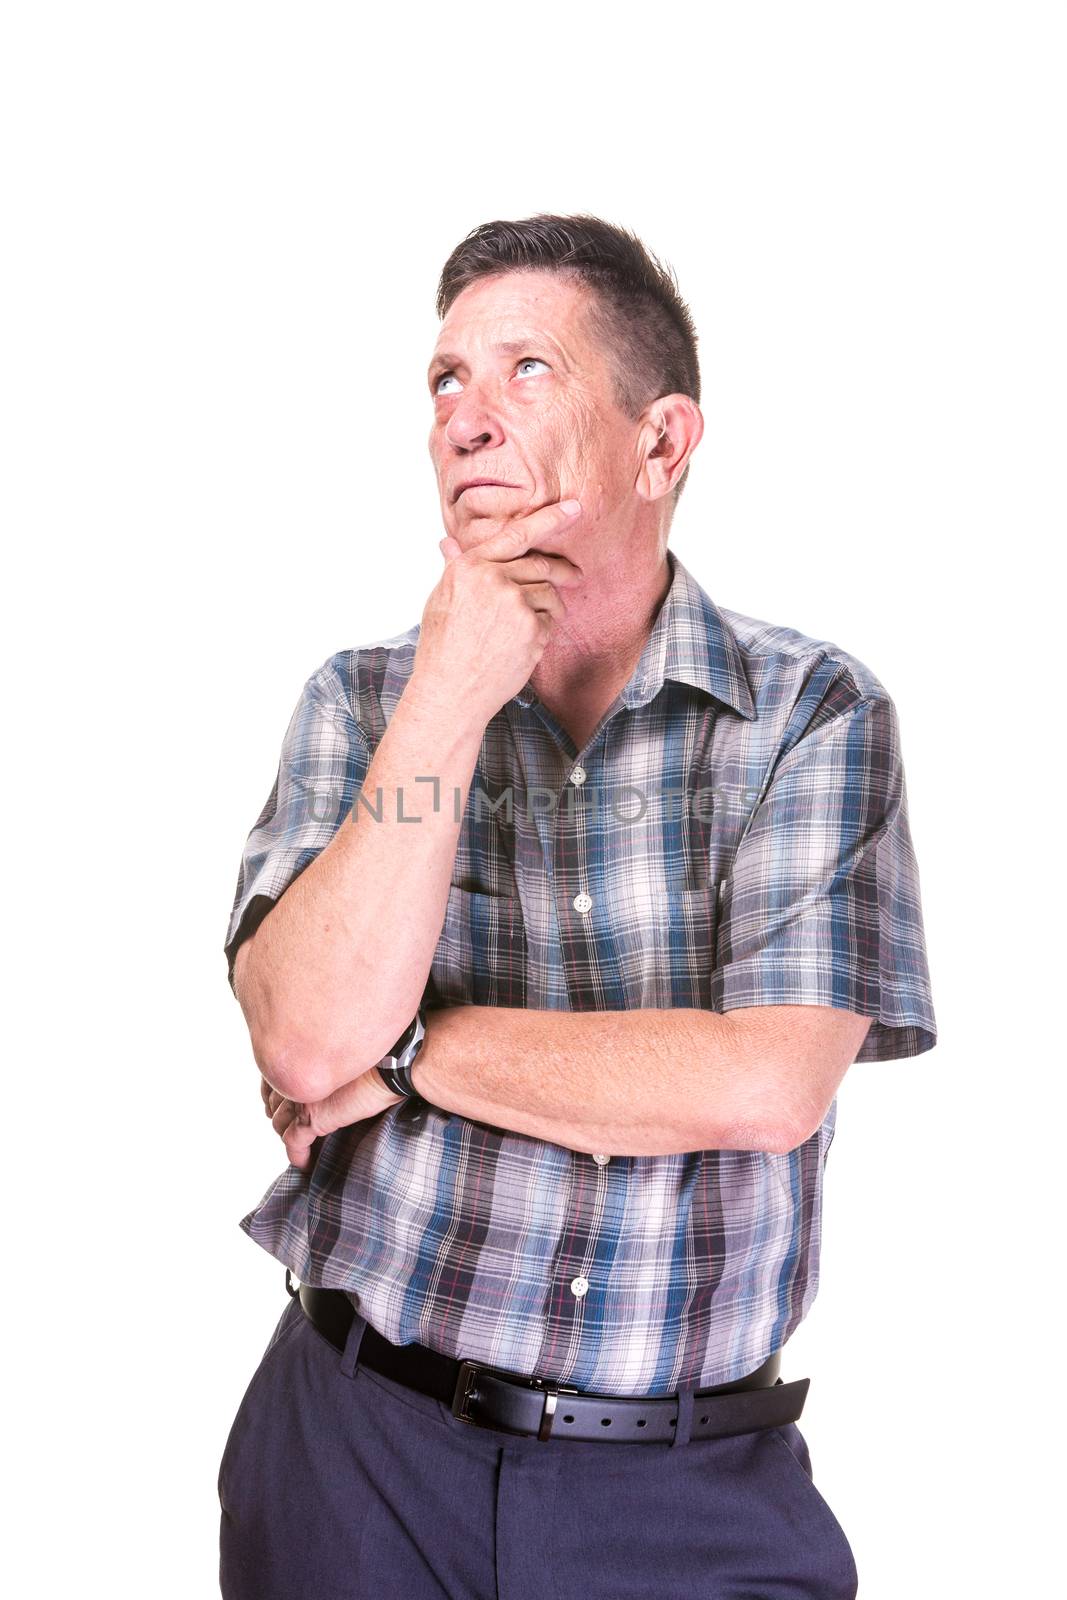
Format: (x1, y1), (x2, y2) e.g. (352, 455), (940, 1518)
(534, 747), (620, 1379)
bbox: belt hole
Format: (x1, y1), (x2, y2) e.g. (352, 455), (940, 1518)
(563, 1414), (575, 1423)
(600, 1417), (611, 1426)
(637, 1418), (647, 1427)
(699, 1414), (710, 1423)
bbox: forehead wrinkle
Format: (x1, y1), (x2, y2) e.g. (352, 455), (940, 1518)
(427, 332), (570, 380)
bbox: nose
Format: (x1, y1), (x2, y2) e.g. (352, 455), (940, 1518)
(444, 392), (506, 453)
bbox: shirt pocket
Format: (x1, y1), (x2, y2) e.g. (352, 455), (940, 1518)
(659, 882), (721, 1009)
(430, 884), (529, 1008)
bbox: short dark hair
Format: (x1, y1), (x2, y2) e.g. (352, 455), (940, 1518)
(435, 213), (701, 509)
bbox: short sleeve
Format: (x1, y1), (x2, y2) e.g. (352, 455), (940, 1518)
(223, 661), (371, 996)
(710, 691), (937, 1062)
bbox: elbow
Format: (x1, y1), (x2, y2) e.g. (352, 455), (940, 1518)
(240, 965), (389, 1102)
(717, 1105), (815, 1156)
(767, 1098), (824, 1153)
(722, 1121), (806, 1155)
(253, 1023), (395, 1105)
(768, 1119), (815, 1155)
(252, 1033), (333, 1104)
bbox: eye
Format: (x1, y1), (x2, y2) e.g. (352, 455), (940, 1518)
(432, 356), (550, 398)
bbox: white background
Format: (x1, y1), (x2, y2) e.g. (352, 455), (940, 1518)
(4, 3), (1062, 1595)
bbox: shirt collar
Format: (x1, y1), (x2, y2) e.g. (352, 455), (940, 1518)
(514, 547), (756, 721)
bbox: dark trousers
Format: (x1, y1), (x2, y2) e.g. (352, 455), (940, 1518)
(218, 1291), (859, 1598)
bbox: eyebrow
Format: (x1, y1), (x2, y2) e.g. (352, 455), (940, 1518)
(427, 338), (560, 382)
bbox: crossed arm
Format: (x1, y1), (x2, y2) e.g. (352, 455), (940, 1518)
(239, 925), (871, 1166)
(408, 1000), (873, 1156)
(232, 677), (872, 1167)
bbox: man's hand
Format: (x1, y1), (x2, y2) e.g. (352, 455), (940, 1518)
(260, 1067), (405, 1170)
(411, 498), (584, 726)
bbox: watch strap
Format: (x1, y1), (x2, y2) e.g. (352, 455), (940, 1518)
(375, 1009), (426, 1099)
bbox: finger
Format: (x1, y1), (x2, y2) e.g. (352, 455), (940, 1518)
(498, 551), (584, 587)
(284, 1119), (318, 1170)
(272, 1099), (304, 1137)
(439, 535), (462, 563)
(462, 499), (581, 564)
(521, 580), (568, 621)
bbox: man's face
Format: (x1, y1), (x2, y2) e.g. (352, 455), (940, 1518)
(427, 270), (650, 555)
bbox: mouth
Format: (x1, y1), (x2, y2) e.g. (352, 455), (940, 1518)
(453, 480), (519, 504)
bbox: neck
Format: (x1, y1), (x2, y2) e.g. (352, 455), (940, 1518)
(531, 545), (673, 700)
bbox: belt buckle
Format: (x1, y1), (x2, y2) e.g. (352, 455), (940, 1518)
(451, 1360), (485, 1426)
(451, 1360), (580, 1440)
(529, 1373), (581, 1441)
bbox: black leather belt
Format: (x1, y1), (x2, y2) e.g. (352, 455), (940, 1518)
(291, 1272), (809, 1444)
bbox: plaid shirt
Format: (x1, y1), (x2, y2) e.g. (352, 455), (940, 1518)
(224, 548), (936, 1395)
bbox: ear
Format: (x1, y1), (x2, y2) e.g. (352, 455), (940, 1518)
(635, 395), (704, 504)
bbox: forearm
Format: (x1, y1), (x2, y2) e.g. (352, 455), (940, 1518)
(242, 677), (486, 1100)
(411, 1004), (789, 1156)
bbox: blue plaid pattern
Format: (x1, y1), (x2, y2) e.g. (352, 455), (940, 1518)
(224, 549), (936, 1394)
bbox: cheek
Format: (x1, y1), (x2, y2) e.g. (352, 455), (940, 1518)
(519, 396), (626, 519)
(564, 410), (628, 514)
(552, 399), (599, 474)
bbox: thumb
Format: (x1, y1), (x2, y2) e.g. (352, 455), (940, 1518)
(439, 536), (462, 563)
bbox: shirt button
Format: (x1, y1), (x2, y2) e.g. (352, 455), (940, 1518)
(592, 1153), (611, 1166)
(570, 1276), (590, 1298)
(570, 765), (587, 786)
(573, 892), (592, 914)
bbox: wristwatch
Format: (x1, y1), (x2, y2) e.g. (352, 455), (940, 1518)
(374, 1008), (427, 1100)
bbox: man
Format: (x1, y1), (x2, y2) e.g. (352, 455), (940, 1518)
(218, 214), (936, 1599)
